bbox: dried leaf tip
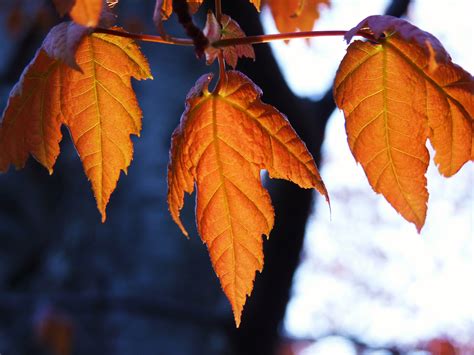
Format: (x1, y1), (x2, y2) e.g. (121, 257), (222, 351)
(42, 22), (91, 72)
(345, 15), (450, 64)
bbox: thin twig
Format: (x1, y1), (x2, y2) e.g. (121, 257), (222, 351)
(172, 0), (209, 57)
(94, 27), (376, 48)
(94, 27), (194, 46)
(212, 30), (375, 48)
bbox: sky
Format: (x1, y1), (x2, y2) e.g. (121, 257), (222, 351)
(262, 0), (473, 353)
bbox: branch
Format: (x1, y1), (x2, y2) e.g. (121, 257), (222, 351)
(172, 0), (208, 57)
(94, 27), (377, 49)
(212, 30), (375, 47)
(94, 27), (194, 46)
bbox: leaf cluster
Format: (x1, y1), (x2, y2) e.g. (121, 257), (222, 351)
(0, 0), (472, 326)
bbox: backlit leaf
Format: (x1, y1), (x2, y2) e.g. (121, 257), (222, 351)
(0, 24), (152, 221)
(334, 16), (473, 231)
(168, 71), (328, 325)
(53, 0), (103, 27)
(70, 0), (103, 27)
(158, 0), (204, 21)
(0, 50), (63, 174)
(65, 30), (152, 221)
(250, 0), (261, 11)
(158, 0), (260, 21)
(265, 0), (330, 34)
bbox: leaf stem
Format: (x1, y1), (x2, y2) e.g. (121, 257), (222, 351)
(215, 0), (222, 22)
(213, 0), (225, 94)
(213, 52), (227, 94)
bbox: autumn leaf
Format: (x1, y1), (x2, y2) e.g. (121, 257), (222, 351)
(265, 0), (330, 34)
(157, 0), (259, 21)
(167, 71), (328, 325)
(0, 22), (90, 174)
(157, 0), (204, 21)
(53, 0), (103, 27)
(203, 12), (255, 69)
(334, 15), (473, 231)
(0, 23), (152, 221)
(250, 0), (261, 11)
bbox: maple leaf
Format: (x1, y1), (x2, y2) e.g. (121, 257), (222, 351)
(157, 0), (204, 21)
(334, 15), (473, 231)
(203, 12), (255, 69)
(53, 0), (103, 27)
(0, 22), (90, 174)
(250, 0), (261, 11)
(265, 0), (330, 34)
(0, 23), (152, 221)
(157, 0), (259, 21)
(167, 71), (328, 325)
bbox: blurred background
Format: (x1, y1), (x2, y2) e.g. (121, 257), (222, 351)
(0, 0), (472, 354)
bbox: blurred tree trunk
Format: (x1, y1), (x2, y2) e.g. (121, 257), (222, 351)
(223, 1), (410, 354)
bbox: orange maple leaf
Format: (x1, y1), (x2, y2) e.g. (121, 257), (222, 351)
(53, 0), (103, 27)
(334, 16), (473, 231)
(265, 0), (330, 34)
(0, 23), (152, 221)
(158, 0), (260, 21)
(167, 71), (328, 326)
(158, 0), (204, 21)
(250, 0), (261, 10)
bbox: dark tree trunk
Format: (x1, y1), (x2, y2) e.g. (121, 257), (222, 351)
(223, 1), (411, 354)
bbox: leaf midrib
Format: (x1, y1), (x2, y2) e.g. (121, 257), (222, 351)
(87, 36), (105, 211)
(381, 45), (424, 226)
(210, 96), (239, 313)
